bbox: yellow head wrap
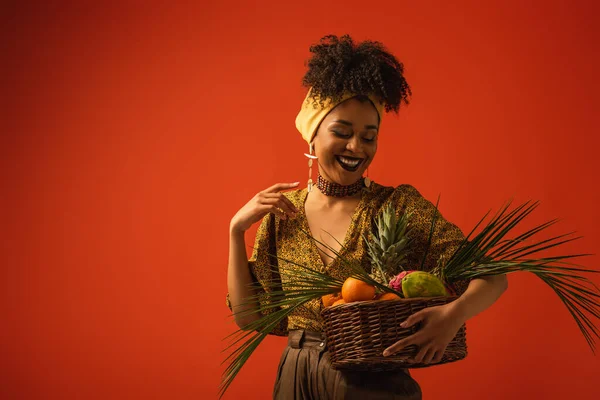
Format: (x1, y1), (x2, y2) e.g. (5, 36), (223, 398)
(295, 88), (385, 144)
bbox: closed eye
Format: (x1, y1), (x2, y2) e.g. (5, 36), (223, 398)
(332, 130), (351, 139)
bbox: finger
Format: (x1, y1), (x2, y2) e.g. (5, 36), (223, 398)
(400, 310), (426, 328)
(422, 347), (437, 364)
(259, 203), (287, 220)
(271, 207), (287, 220)
(260, 197), (296, 218)
(280, 194), (300, 213)
(412, 345), (430, 363)
(432, 350), (444, 364)
(264, 182), (300, 193)
(432, 344), (448, 364)
(383, 335), (417, 357)
(263, 193), (299, 214)
(276, 199), (297, 218)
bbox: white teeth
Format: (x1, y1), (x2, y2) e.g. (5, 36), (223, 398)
(338, 156), (361, 167)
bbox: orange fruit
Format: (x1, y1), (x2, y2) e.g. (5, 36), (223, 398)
(322, 292), (342, 307)
(341, 277), (376, 303)
(378, 292), (401, 301)
(332, 298), (346, 306)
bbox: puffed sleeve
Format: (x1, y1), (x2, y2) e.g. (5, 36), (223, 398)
(391, 184), (471, 296)
(225, 213), (288, 336)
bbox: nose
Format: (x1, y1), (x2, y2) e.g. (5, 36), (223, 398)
(346, 136), (362, 153)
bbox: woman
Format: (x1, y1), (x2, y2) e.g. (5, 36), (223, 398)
(227, 35), (508, 399)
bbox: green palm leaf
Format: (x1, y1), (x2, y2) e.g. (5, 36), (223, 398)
(438, 200), (600, 353)
(219, 259), (345, 399)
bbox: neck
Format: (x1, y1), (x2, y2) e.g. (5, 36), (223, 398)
(314, 173), (364, 199)
(310, 185), (361, 206)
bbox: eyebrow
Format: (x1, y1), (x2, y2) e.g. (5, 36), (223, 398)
(332, 119), (379, 130)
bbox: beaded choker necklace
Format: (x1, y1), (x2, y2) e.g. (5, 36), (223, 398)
(316, 174), (365, 197)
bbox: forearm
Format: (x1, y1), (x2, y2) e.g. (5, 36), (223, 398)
(227, 226), (261, 329)
(449, 275), (508, 322)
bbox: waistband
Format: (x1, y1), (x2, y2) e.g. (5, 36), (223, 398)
(287, 330), (326, 349)
(286, 329), (410, 376)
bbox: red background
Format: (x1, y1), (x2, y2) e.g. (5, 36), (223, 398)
(2, 1), (600, 399)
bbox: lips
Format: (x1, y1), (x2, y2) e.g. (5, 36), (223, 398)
(335, 155), (364, 172)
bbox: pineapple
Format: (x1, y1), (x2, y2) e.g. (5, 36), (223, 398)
(364, 203), (414, 286)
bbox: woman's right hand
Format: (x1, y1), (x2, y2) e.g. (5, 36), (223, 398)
(230, 182), (301, 234)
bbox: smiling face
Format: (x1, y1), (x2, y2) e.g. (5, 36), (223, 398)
(312, 97), (380, 186)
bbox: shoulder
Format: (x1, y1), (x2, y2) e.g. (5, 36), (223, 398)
(363, 182), (426, 211)
(282, 188), (307, 207)
(391, 183), (428, 205)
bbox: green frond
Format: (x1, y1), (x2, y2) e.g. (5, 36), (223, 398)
(220, 260), (345, 398)
(437, 200), (600, 353)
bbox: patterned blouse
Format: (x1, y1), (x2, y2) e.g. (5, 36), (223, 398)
(227, 182), (470, 336)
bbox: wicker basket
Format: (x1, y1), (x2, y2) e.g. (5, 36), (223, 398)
(321, 296), (467, 371)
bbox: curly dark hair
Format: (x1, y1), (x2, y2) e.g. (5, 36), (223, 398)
(302, 34), (411, 114)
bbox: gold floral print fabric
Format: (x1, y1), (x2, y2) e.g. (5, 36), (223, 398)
(227, 182), (470, 336)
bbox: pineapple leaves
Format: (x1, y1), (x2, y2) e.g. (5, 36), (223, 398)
(363, 203), (414, 286)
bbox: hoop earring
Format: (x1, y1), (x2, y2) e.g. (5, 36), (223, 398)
(304, 143), (317, 193)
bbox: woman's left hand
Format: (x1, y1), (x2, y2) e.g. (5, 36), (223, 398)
(382, 303), (466, 364)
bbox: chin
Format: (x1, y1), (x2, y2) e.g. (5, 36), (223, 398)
(336, 171), (364, 185)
